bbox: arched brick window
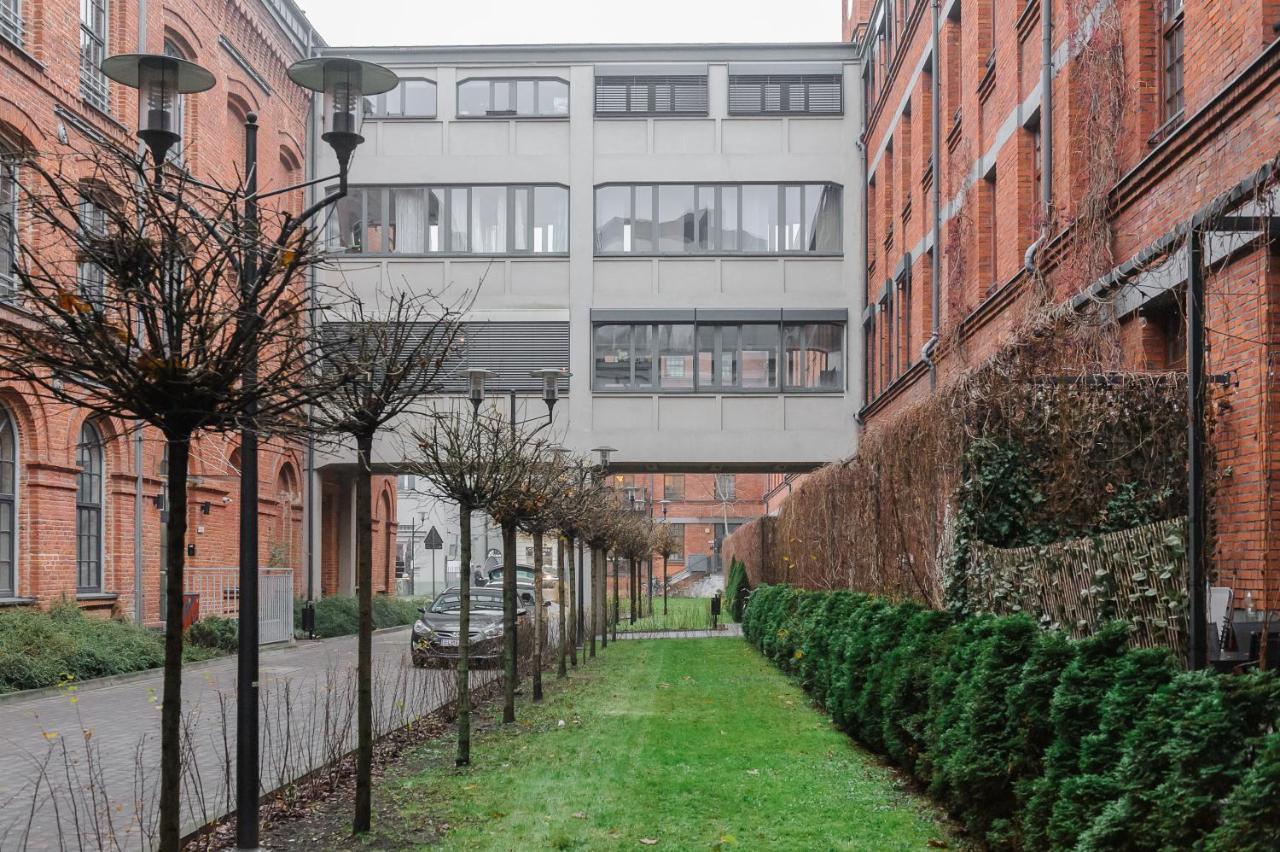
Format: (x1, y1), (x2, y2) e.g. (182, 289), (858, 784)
(76, 421), (105, 592)
(0, 404), (16, 596)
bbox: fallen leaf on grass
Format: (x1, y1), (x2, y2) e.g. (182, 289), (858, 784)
(745, 769), (759, 776)
(926, 841), (949, 849)
(571, 812), (587, 820)
(640, 839), (659, 845)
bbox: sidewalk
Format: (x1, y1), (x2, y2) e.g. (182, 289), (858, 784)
(0, 627), (486, 851)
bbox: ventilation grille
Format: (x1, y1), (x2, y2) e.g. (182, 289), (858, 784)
(595, 75), (709, 116)
(728, 75), (843, 115)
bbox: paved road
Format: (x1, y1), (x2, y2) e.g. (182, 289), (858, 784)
(0, 627), (494, 851)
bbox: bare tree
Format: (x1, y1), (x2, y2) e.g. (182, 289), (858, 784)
(310, 289), (467, 833)
(510, 452), (570, 702)
(486, 432), (555, 721)
(551, 459), (599, 673)
(409, 410), (530, 765)
(652, 523), (681, 616)
(0, 144), (332, 849)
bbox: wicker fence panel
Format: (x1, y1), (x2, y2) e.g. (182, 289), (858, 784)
(967, 517), (1188, 652)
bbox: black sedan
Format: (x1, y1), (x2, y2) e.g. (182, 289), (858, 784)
(410, 587), (529, 668)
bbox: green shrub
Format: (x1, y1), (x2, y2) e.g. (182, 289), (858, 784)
(185, 616), (239, 653)
(0, 601), (229, 693)
(741, 584), (1280, 852)
(297, 595), (427, 639)
(725, 558), (750, 622)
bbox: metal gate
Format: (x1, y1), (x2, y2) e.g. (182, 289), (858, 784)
(185, 566), (294, 645)
(258, 568), (295, 645)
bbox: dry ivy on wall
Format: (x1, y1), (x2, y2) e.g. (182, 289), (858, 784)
(725, 306), (1198, 617)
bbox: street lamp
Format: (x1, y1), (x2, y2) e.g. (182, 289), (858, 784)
(591, 445), (616, 470)
(531, 368), (570, 418)
(103, 50), (398, 852)
(462, 367), (497, 415)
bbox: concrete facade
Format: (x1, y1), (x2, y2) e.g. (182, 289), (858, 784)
(308, 42), (864, 477)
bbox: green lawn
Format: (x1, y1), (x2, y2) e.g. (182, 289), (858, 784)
(371, 638), (953, 850)
(615, 595), (714, 633)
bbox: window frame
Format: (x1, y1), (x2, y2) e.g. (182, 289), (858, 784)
(363, 77), (437, 119)
(1160, 0), (1185, 126)
(0, 147), (17, 302)
(592, 317), (846, 395)
(594, 182), (843, 258)
(727, 74), (844, 116)
(0, 0), (22, 48)
(663, 474), (685, 502)
(593, 74), (709, 117)
(455, 77), (570, 119)
(326, 183), (570, 257)
(80, 0), (110, 112)
(665, 523), (685, 563)
(0, 404), (16, 597)
(75, 421), (104, 594)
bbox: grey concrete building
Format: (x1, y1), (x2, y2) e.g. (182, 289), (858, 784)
(306, 42), (863, 595)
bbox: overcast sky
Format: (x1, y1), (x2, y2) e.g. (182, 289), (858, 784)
(296, 0), (842, 47)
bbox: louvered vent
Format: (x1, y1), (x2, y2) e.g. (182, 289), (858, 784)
(728, 74), (843, 115)
(595, 75), (708, 116)
(320, 321), (570, 394)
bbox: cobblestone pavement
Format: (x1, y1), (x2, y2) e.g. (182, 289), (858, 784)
(0, 626), (493, 851)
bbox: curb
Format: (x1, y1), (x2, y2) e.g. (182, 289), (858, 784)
(0, 625), (413, 707)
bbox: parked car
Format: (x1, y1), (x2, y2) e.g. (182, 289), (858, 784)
(481, 564), (538, 607)
(410, 587), (529, 668)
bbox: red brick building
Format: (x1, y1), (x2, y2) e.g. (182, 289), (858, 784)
(614, 473), (770, 586)
(846, 0), (1280, 604)
(0, 0), (397, 622)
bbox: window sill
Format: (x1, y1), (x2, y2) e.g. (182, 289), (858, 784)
(0, 36), (43, 71)
(0, 597), (37, 607)
(1148, 111), (1185, 147)
(76, 592), (118, 602)
(331, 252), (570, 260)
(454, 114), (569, 122)
(363, 115), (441, 122)
(726, 111), (844, 118)
(591, 389), (845, 397)
(594, 112), (710, 119)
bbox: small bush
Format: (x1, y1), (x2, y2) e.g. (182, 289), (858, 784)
(725, 558), (750, 622)
(296, 595), (426, 639)
(742, 584), (1280, 851)
(185, 616), (239, 653)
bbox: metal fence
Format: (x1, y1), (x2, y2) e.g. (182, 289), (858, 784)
(185, 566), (295, 645)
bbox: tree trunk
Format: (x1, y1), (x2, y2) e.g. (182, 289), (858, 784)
(599, 547), (608, 649)
(589, 546), (598, 657)
(629, 558), (637, 623)
(354, 432), (374, 833)
(456, 507), (472, 766)
(532, 530), (545, 701)
(647, 556), (653, 618)
(567, 536), (578, 668)
(612, 553), (619, 643)
(663, 555), (669, 615)
(557, 534), (567, 678)
(501, 521), (517, 724)
(158, 436), (189, 852)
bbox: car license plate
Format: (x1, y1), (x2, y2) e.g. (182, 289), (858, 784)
(438, 637), (458, 647)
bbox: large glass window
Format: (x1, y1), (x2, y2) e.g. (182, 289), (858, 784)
(76, 421), (103, 593)
(364, 78), (436, 118)
(327, 185), (568, 255)
(663, 474), (685, 501)
(595, 319), (839, 393)
(0, 0), (22, 46)
(595, 183), (841, 256)
(728, 74), (843, 115)
(784, 323), (844, 390)
(1161, 0), (1185, 124)
(666, 523), (685, 562)
(0, 146), (16, 300)
(80, 0), (109, 111)
(0, 405), (15, 597)
(457, 78), (569, 118)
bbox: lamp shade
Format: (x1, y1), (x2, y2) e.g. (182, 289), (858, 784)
(288, 57), (397, 145)
(101, 53), (213, 164)
(461, 367), (496, 411)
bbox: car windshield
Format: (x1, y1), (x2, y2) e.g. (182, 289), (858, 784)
(430, 592), (504, 613)
(488, 568), (535, 582)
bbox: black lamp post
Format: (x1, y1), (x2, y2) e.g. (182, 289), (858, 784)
(103, 50), (397, 852)
(659, 498), (671, 615)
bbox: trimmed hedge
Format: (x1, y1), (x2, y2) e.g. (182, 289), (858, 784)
(294, 595), (426, 639)
(742, 585), (1280, 851)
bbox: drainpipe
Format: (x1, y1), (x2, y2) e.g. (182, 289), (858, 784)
(924, 0), (942, 390)
(303, 25), (318, 631)
(857, 132), (868, 430)
(132, 0), (149, 624)
(1041, 0), (1054, 217)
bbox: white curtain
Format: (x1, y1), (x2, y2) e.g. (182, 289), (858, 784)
(393, 189), (425, 253)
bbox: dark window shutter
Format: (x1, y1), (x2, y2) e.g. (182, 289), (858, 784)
(595, 75), (707, 116)
(728, 74), (843, 115)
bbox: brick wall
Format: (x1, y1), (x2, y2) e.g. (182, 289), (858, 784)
(850, 0), (1280, 604)
(0, 0), (330, 623)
